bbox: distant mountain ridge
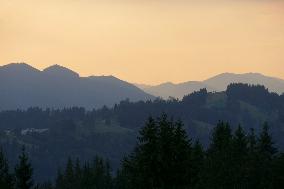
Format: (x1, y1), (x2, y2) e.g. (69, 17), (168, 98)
(0, 63), (154, 110)
(136, 73), (284, 99)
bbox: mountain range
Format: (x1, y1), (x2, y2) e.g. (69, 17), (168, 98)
(0, 63), (154, 110)
(136, 73), (284, 99)
(1, 63), (284, 110)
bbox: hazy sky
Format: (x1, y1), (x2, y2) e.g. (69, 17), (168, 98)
(1, 0), (284, 84)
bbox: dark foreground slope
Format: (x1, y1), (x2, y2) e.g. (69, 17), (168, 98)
(0, 83), (284, 181)
(0, 63), (154, 110)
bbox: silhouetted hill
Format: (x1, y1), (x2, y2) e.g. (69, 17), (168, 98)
(139, 81), (214, 99)
(138, 73), (284, 99)
(0, 63), (154, 110)
(204, 72), (284, 93)
(43, 64), (80, 78)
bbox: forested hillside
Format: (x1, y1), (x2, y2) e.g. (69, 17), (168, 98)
(0, 83), (284, 181)
(0, 115), (283, 189)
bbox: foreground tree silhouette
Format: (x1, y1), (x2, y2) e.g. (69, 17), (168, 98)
(0, 148), (13, 189)
(203, 121), (234, 189)
(63, 158), (75, 189)
(121, 116), (160, 188)
(254, 123), (277, 189)
(121, 114), (192, 189)
(231, 125), (249, 188)
(191, 141), (204, 189)
(15, 147), (34, 189)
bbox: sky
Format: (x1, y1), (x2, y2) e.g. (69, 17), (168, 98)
(0, 0), (284, 84)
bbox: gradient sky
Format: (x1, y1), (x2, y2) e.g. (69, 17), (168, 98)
(1, 0), (284, 84)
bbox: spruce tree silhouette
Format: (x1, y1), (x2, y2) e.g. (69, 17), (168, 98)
(0, 148), (13, 189)
(15, 146), (34, 189)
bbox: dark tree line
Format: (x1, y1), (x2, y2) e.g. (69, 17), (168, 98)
(115, 115), (284, 189)
(1, 83), (284, 132)
(54, 157), (112, 189)
(1, 114), (284, 189)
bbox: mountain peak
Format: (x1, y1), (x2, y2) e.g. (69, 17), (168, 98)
(0, 63), (40, 73)
(43, 64), (79, 78)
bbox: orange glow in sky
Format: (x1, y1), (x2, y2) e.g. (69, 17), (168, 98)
(0, 0), (284, 84)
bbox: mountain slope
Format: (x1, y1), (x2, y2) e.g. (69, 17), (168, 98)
(138, 73), (284, 99)
(141, 81), (214, 99)
(0, 63), (154, 110)
(204, 72), (284, 93)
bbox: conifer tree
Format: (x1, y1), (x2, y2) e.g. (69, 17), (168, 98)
(93, 157), (105, 188)
(256, 123), (277, 189)
(205, 122), (233, 189)
(0, 147), (13, 189)
(74, 158), (82, 189)
(247, 128), (259, 188)
(158, 115), (176, 189)
(123, 116), (159, 189)
(191, 141), (204, 189)
(122, 114), (193, 189)
(81, 163), (92, 189)
(257, 122), (277, 159)
(231, 125), (249, 188)
(15, 146), (34, 189)
(104, 160), (113, 189)
(170, 119), (192, 188)
(63, 158), (75, 189)
(55, 169), (64, 189)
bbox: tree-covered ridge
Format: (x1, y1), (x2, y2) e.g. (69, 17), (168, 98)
(0, 83), (284, 181)
(0, 115), (284, 189)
